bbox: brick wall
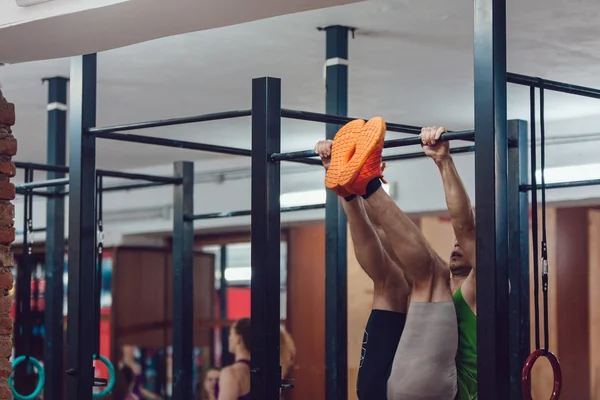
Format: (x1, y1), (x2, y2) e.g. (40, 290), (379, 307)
(0, 87), (17, 398)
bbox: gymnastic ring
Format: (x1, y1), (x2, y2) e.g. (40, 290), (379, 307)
(8, 356), (45, 400)
(93, 355), (116, 398)
(521, 349), (562, 400)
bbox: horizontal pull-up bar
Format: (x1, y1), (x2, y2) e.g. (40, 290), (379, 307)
(88, 109), (252, 134)
(187, 203), (325, 221)
(270, 131), (474, 162)
(16, 178), (69, 191)
(281, 109), (424, 135)
(98, 170), (180, 184)
(520, 178), (600, 192)
(15, 162), (181, 184)
(382, 145), (475, 162)
(91, 131), (253, 157)
(507, 73), (600, 100)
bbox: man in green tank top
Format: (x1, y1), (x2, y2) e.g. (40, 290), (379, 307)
(421, 126), (478, 400)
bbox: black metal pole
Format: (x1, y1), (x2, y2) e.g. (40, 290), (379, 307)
(382, 145), (475, 162)
(270, 131), (474, 162)
(506, 120), (530, 399)
(14, 169), (33, 394)
(66, 54), (98, 400)
(43, 76), (68, 400)
(16, 178), (69, 191)
(188, 203), (326, 221)
(520, 178), (600, 191)
(507, 72), (600, 100)
(323, 25), (349, 400)
(250, 77), (282, 400)
(172, 161), (195, 400)
(90, 131), (252, 156)
(474, 0), (510, 398)
(219, 246), (231, 366)
(89, 109), (251, 134)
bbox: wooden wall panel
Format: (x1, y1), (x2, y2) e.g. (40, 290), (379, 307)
(113, 248), (169, 349)
(165, 252), (216, 347)
(286, 225), (326, 400)
(112, 247), (215, 357)
(555, 208), (589, 399)
(589, 210), (600, 400)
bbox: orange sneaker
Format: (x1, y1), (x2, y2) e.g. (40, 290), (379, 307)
(325, 119), (366, 197)
(340, 117), (386, 195)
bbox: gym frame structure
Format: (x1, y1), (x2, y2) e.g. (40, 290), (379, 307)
(11, 0), (600, 399)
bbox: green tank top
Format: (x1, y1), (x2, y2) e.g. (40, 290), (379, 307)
(453, 287), (478, 400)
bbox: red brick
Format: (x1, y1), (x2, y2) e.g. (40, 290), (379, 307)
(0, 183), (15, 201)
(0, 248), (13, 269)
(0, 382), (11, 399)
(0, 158), (15, 178)
(0, 228), (14, 246)
(0, 249), (12, 270)
(0, 203), (14, 224)
(0, 317), (11, 336)
(0, 103), (14, 127)
(0, 362), (10, 379)
(0, 137), (16, 157)
(0, 273), (12, 292)
(0, 335), (12, 359)
(0, 295), (12, 316)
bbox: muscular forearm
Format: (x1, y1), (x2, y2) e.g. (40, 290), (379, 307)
(436, 156), (475, 234)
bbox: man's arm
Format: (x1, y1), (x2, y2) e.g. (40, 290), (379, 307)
(421, 127), (476, 270)
(436, 156), (476, 269)
(217, 368), (239, 400)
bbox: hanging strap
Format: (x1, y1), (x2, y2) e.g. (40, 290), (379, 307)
(521, 79), (562, 400)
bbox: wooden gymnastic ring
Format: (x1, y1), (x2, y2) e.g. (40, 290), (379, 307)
(521, 349), (562, 400)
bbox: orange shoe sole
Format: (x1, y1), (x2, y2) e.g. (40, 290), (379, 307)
(325, 119), (366, 194)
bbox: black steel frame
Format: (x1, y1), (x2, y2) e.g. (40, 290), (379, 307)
(19, 10), (600, 399)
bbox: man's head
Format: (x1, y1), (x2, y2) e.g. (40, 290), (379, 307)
(448, 239), (472, 277)
(229, 318), (251, 354)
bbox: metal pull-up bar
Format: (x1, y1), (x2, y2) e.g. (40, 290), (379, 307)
(269, 130), (474, 162)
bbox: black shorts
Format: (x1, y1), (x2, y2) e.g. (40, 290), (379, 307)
(356, 309), (406, 400)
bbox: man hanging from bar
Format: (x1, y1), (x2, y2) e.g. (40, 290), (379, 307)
(314, 121), (476, 400)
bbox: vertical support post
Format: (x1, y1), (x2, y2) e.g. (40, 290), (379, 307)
(474, 0), (510, 398)
(323, 25), (350, 400)
(43, 76), (68, 400)
(66, 54), (97, 400)
(14, 169), (33, 394)
(251, 77), (282, 400)
(507, 120), (530, 399)
(172, 161), (195, 400)
(219, 245), (231, 366)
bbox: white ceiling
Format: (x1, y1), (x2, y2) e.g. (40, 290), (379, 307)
(2, 0), (600, 183)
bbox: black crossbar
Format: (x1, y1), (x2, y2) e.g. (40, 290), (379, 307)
(101, 181), (170, 192)
(16, 178), (69, 190)
(91, 131), (252, 156)
(520, 178), (600, 191)
(270, 131), (474, 162)
(507, 73), (600, 100)
(15, 189), (60, 198)
(281, 109), (423, 134)
(382, 145), (475, 162)
(98, 170), (180, 184)
(88, 109), (252, 134)
(187, 203), (325, 221)
(15, 161), (181, 184)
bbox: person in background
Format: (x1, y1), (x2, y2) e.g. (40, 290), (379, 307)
(120, 345), (163, 400)
(279, 326), (296, 379)
(112, 364), (140, 400)
(216, 318), (251, 400)
(203, 368), (221, 400)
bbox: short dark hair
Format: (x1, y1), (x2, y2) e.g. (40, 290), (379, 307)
(234, 318), (251, 353)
